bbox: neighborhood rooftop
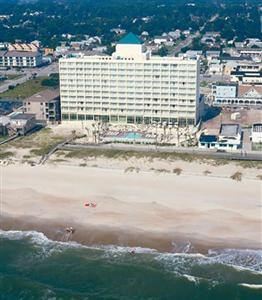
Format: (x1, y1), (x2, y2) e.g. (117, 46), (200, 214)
(238, 85), (262, 97)
(0, 50), (41, 57)
(10, 113), (35, 120)
(25, 89), (60, 103)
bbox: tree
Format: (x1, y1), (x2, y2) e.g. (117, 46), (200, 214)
(41, 73), (59, 87)
(158, 46), (168, 57)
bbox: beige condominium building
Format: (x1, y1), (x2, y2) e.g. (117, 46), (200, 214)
(23, 89), (61, 123)
(59, 33), (201, 125)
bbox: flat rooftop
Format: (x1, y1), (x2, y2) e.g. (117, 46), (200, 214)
(199, 134), (217, 143)
(231, 70), (262, 77)
(214, 82), (237, 87)
(219, 124), (240, 136)
(10, 113), (35, 120)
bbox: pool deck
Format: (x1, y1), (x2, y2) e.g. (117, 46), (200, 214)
(102, 131), (155, 143)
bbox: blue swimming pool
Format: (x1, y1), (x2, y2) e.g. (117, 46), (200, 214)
(123, 132), (143, 140)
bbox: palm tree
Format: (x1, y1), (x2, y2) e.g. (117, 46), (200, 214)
(71, 130), (76, 140)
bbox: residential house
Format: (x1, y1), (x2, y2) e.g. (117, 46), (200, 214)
(154, 35), (171, 45)
(199, 124), (242, 150)
(9, 113), (36, 135)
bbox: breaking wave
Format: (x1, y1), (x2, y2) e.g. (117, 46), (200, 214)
(1, 230), (262, 300)
(1, 229), (261, 274)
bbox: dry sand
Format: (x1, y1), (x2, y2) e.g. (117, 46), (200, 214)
(1, 164), (261, 253)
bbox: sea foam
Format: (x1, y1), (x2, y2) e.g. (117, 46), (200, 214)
(239, 283), (262, 289)
(1, 230), (261, 275)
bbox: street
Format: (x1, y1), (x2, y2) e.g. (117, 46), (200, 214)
(0, 62), (58, 94)
(169, 13), (219, 56)
(169, 31), (200, 56)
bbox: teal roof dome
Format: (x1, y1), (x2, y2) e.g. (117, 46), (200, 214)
(118, 33), (143, 45)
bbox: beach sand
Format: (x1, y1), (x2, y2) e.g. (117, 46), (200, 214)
(1, 164), (261, 253)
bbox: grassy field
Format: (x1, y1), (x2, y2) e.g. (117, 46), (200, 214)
(0, 150), (14, 159)
(60, 148), (225, 165)
(0, 136), (9, 142)
(2, 128), (68, 159)
(58, 147), (262, 169)
(0, 76), (49, 99)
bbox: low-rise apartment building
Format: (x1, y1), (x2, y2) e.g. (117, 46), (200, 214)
(230, 69), (262, 84)
(212, 83), (262, 108)
(59, 33), (201, 125)
(223, 47), (262, 60)
(23, 89), (61, 123)
(0, 51), (42, 68)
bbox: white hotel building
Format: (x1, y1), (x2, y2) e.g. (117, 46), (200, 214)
(59, 33), (201, 125)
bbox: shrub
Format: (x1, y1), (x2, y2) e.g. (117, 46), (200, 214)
(155, 168), (170, 173)
(203, 170), (212, 175)
(230, 172), (242, 182)
(0, 151), (14, 159)
(124, 166), (136, 173)
(256, 175), (262, 181)
(79, 163), (87, 167)
(173, 168), (182, 175)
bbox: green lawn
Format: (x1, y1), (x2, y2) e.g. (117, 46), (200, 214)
(252, 143), (262, 152)
(0, 76), (50, 99)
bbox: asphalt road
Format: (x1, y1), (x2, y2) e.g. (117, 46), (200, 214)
(169, 14), (219, 56)
(169, 31), (200, 56)
(0, 62), (58, 94)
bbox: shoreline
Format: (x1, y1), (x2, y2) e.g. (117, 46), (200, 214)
(1, 215), (261, 254)
(1, 164), (261, 253)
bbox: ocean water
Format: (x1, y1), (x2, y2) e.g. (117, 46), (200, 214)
(0, 230), (261, 300)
